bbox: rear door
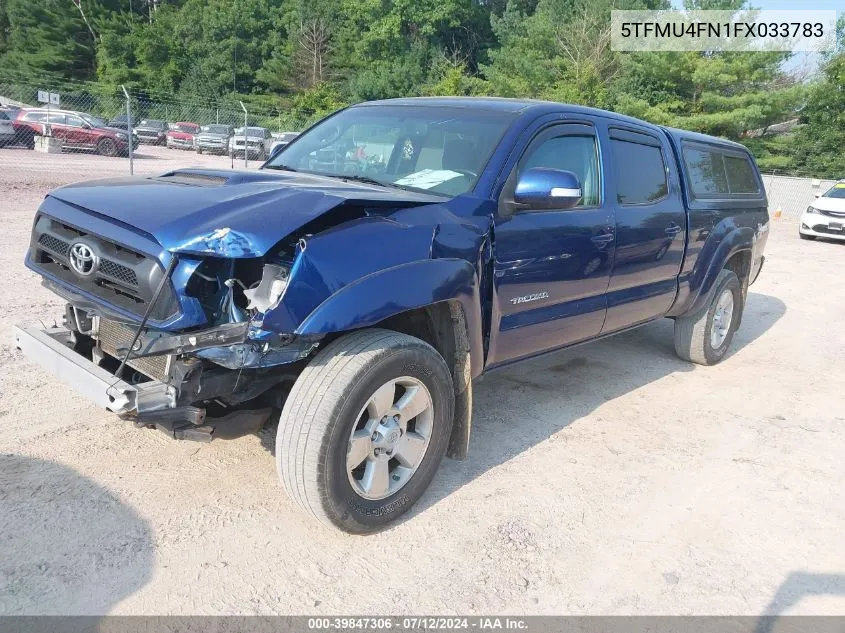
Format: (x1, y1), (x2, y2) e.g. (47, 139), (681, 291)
(488, 121), (615, 367)
(46, 114), (70, 144)
(601, 126), (685, 333)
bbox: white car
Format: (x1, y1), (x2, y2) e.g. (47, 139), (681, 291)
(800, 181), (845, 241)
(0, 110), (16, 146)
(270, 131), (298, 155)
(229, 127), (272, 160)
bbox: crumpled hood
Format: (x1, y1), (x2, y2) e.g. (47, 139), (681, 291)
(48, 168), (441, 258)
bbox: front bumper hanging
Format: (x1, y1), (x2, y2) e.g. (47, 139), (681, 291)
(13, 325), (175, 415)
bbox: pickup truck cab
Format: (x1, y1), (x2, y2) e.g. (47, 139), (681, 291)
(14, 98), (768, 533)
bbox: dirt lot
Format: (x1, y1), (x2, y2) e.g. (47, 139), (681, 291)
(0, 146), (843, 616)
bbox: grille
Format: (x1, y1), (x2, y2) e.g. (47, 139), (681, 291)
(31, 215), (180, 321)
(819, 209), (845, 218)
(98, 318), (170, 382)
(38, 234), (139, 286)
(99, 259), (138, 286)
(38, 233), (70, 257)
(812, 224), (845, 236)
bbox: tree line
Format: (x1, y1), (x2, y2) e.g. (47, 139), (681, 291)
(0, 0), (842, 176)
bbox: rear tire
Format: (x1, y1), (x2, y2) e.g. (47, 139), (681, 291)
(674, 269), (742, 366)
(277, 329), (454, 534)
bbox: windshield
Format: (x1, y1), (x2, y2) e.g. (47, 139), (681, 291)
(822, 184), (845, 199)
(86, 116), (107, 128)
(235, 127), (265, 136)
(266, 105), (516, 196)
(141, 119), (165, 128)
(172, 123), (197, 133)
(202, 125), (230, 134)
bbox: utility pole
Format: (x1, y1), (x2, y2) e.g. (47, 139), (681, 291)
(240, 101), (248, 169)
(122, 85), (134, 175)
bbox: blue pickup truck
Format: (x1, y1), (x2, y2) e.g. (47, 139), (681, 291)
(15, 98), (768, 533)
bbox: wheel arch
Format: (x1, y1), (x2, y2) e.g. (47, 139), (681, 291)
(295, 259), (482, 460)
(671, 225), (755, 317)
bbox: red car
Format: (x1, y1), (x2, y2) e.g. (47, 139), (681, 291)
(14, 108), (135, 156)
(166, 122), (200, 150)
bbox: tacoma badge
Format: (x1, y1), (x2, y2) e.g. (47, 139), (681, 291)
(510, 291), (550, 305)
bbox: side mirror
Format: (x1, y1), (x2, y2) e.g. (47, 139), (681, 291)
(814, 192), (821, 198)
(513, 167), (582, 210)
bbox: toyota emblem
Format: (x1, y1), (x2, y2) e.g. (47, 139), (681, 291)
(68, 242), (99, 276)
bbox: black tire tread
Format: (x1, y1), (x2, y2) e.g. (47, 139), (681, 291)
(277, 329), (446, 529)
(673, 268), (739, 365)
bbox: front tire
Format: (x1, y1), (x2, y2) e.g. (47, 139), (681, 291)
(674, 269), (742, 365)
(277, 329), (454, 534)
(97, 137), (118, 157)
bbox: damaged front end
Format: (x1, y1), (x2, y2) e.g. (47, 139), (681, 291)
(17, 171), (475, 442)
(18, 233), (325, 442)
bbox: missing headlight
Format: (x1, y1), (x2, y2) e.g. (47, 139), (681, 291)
(242, 263), (289, 313)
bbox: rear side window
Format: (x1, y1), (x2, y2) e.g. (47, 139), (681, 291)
(723, 154), (760, 193)
(611, 139), (668, 204)
(684, 147), (729, 196)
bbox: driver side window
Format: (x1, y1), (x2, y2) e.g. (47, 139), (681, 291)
(519, 134), (601, 207)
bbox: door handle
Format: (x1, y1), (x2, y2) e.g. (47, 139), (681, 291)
(590, 233), (614, 246)
(664, 224), (682, 236)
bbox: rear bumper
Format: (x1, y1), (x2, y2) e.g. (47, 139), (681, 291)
(13, 324), (174, 415)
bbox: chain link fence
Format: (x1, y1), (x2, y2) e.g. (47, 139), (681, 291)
(0, 77), (314, 177)
(761, 172), (838, 219)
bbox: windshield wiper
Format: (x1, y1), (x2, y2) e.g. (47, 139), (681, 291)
(340, 174), (396, 188)
(264, 164), (298, 172)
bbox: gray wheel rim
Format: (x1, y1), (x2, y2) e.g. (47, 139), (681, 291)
(710, 288), (734, 349)
(346, 376), (434, 501)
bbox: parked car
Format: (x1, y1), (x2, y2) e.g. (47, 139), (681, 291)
(800, 181), (845, 241)
(135, 119), (169, 145)
(0, 110), (17, 147)
(14, 108), (135, 156)
(166, 122), (199, 150)
(195, 124), (233, 155)
(107, 114), (135, 131)
(270, 131), (298, 155)
(229, 126), (272, 159)
(14, 98), (769, 534)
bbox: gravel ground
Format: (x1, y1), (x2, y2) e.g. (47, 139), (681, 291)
(0, 146), (843, 616)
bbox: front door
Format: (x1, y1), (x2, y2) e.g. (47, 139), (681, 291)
(63, 114), (94, 149)
(487, 122), (615, 368)
(601, 126), (686, 333)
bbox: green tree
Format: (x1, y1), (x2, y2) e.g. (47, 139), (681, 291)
(1, 0), (123, 80)
(791, 18), (845, 178)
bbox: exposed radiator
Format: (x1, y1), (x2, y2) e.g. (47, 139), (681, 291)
(98, 318), (171, 382)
